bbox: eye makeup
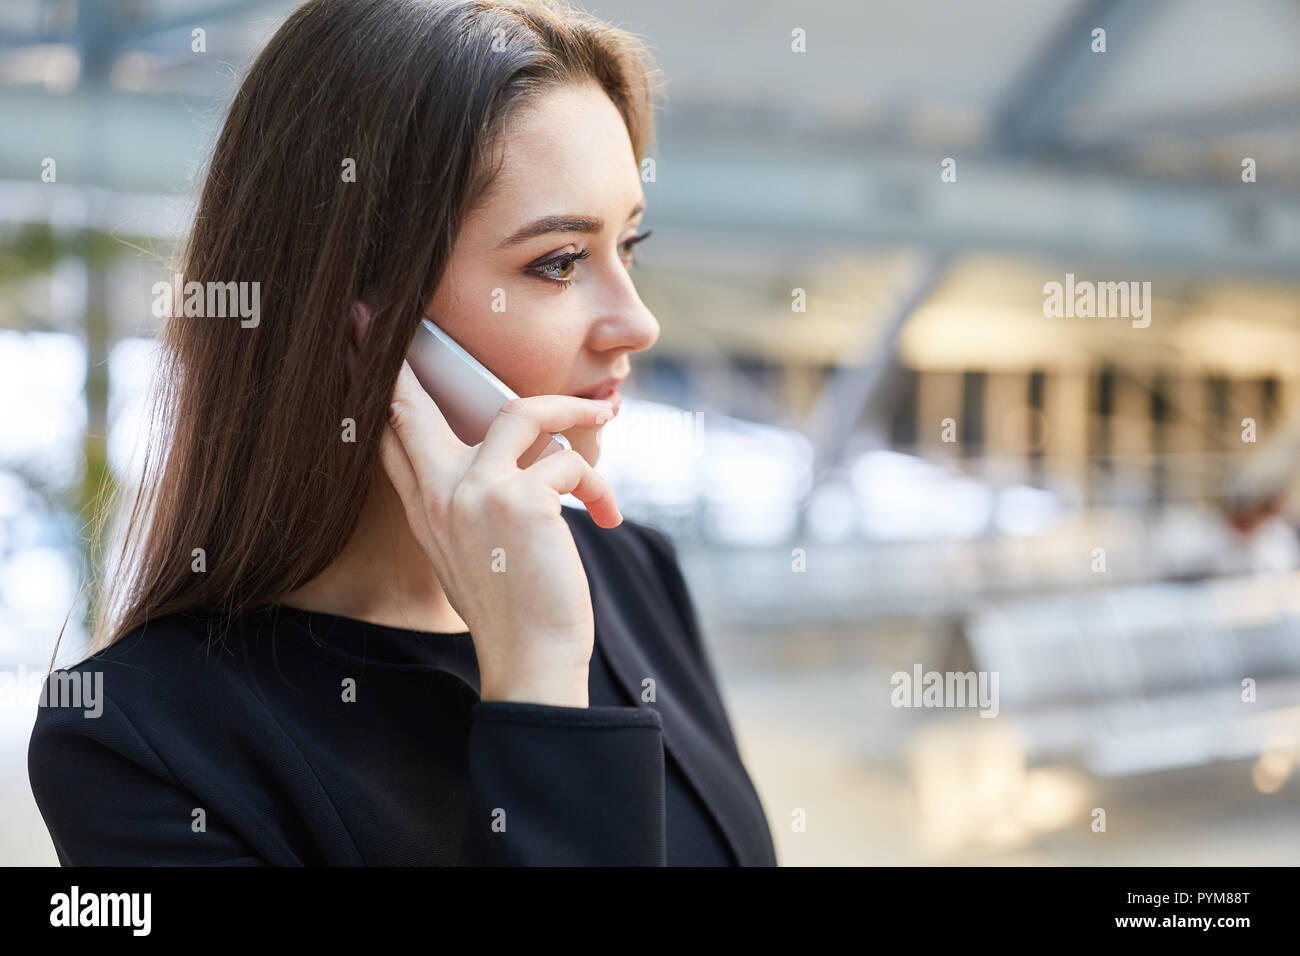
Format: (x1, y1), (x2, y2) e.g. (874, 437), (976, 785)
(529, 248), (590, 284)
(525, 229), (653, 288)
(618, 229), (652, 262)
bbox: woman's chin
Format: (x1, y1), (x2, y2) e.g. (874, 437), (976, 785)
(562, 426), (601, 467)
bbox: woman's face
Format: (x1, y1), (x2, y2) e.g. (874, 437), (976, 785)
(425, 81), (660, 465)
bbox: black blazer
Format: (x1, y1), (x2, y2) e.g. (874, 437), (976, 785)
(28, 506), (778, 866)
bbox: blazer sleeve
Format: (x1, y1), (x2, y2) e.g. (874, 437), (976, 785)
(31, 668), (670, 866)
(27, 672), (270, 866)
(460, 700), (667, 865)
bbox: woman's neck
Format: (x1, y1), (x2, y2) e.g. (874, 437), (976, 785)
(278, 462), (469, 633)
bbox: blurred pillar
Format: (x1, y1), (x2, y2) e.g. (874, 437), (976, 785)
(984, 371), (1029, 484)
(1044, 370), (1089, 500)
(781, 363), (826, 423)
(1226, 377), (1269, 506)
(917, 370), (963, 457)
(1112, 370), (1153, 504)
(77, 229), (113, 635)
(1231, 378), (1267, 446)
(1167, 375), (1209, 501)
(1205, 375), (1232, 498)
(1281, 377), (1300, 429)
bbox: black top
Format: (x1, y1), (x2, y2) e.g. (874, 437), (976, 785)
(28, 505), (778, 866)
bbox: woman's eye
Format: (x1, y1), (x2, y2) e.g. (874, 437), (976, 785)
(618, 229), (653, 265)
(531, 249), (589, 283)
(527, 231), (651, 285)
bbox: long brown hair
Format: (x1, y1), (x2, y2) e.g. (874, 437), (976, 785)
(84, 0), (661, 654)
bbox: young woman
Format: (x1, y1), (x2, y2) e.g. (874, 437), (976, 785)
(28, 0), (778, 866)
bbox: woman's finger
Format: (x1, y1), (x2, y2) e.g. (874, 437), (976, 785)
(387, 359), (467, 490)
(523, 448), (622, 528)
(379, 422), (422, 519)
(475, 395), (613, 472)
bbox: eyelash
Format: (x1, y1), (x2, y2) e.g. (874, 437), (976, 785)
(528, 230), (653, 287)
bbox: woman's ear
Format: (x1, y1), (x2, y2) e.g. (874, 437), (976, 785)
(347, 301), (374, 378)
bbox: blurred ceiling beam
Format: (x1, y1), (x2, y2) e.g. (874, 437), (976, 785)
(992, 0), (1154, 153)
(110, 1), (278, 46)
(0, 0), (278, 51)
(4, 85), (1299, 280)
(4, 99), (1300, 280)
(646, 146), (1300, 280)
(1059, 96), (1300, 152)
(803, 250), (951, 471)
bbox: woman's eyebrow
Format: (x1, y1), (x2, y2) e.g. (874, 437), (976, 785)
(497, 201), (645, 249)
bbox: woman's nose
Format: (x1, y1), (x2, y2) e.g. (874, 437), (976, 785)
(589, 270), (660, 354)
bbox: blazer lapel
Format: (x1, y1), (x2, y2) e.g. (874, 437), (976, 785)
(589, 568), (771, 866)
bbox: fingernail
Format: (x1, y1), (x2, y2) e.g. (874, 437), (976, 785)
(595, 410), (612, 425)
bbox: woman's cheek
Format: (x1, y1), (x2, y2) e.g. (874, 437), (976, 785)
(470, 324), (564, 395)
(502, 332), (585, 397)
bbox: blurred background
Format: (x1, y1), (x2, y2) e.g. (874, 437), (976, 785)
(3, 0), (1300, 865)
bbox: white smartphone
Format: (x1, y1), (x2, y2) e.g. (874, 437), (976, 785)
(406, 317), (570, 468)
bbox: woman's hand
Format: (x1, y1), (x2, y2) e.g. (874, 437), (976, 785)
(380, 359), (620, 707)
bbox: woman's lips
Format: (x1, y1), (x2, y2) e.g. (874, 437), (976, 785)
(585, 386), (621, 417)
(576, 379), (624, 417)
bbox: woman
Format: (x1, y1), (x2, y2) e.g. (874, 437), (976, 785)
(28, 0), (778, 866)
